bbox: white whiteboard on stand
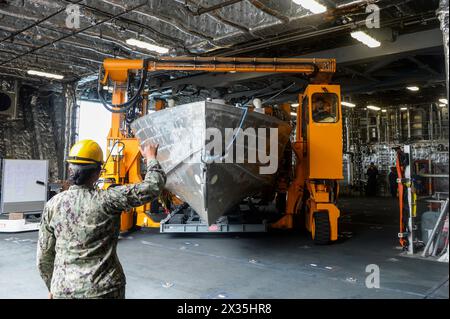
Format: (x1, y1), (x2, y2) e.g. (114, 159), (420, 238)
(1, 159), (48, 214)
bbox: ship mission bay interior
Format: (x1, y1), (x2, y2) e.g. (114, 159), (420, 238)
(0, 0), (448, 300)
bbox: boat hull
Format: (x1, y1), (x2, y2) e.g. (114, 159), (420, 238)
(131, 101), (291, 224)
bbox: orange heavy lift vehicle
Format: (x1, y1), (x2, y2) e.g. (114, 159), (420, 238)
(96, 57), (343, 244)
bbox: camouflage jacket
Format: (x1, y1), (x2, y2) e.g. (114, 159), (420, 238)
(37, 159), (166, 298)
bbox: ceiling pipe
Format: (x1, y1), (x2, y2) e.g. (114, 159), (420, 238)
(186, 0), (244, 16)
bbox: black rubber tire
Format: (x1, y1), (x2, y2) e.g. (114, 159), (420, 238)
(313, 211), (331, 245)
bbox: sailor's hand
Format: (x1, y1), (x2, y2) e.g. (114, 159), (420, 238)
(49, 292), (53, 299)
(139, 142), (159, 161)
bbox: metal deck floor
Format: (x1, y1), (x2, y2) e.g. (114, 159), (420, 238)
(0, 197), (448, 299)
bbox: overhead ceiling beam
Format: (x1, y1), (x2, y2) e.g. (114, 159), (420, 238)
(298, 28), (443, 64)
(408, 56), (441, 76)
(247, 0), (290, 23)
(343, 73), (445, 94)
(159, 28), (444, 88)
(254, 77), (446, 105)
(364, 55), (405, 74)
(211, 9), (437, 56)
(340, 66), (379, 82)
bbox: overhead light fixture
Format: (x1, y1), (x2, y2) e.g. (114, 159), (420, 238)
(381, 109), (387, 113)
(439, 98), (448, 105)
(367, 105), (381, 111)
(290, 112), (297, 117)
(407, 86), (419, 92)
(341, 101), (356, 107)
(126, 38), (169, 54)
(27, 70), (64, 80)
(439, 103), (447, 107)
(292, 0), (327, 14)
(291, 103), (299, 107)
(400, 107), (408, 111)
(350, 31), (381, 48)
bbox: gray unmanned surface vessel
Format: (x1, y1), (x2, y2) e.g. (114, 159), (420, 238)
(131, 101), (291, 225)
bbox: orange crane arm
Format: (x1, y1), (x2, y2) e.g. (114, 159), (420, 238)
(101, 57), (336, 83)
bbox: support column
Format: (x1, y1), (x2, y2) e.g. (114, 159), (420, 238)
(437, 0), (449, 99)
(63, 83), (78, 180)
(406, 106), (411, 140)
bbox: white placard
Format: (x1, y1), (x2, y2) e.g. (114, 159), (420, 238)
(1, 159), (48, 213)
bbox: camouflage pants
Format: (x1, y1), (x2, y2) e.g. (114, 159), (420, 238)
(54, 287), (125, 299)
(97, 287), (126, 299)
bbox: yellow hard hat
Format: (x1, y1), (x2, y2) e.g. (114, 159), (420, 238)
(67, 139), (103, 165)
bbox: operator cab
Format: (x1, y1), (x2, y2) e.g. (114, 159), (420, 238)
(300, 84), (343, 180)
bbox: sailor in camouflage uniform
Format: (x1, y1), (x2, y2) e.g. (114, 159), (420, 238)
(37, 139), (166, 299)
